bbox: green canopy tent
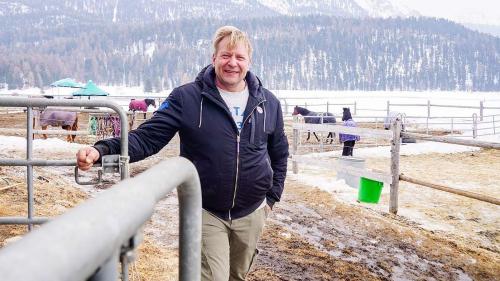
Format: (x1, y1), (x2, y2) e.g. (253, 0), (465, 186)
(50, 78), (85, 88)
(50, 78), (84, 96)
(72, 80), (109, 99)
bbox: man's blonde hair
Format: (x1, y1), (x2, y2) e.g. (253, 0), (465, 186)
(212, 26), (253, 58)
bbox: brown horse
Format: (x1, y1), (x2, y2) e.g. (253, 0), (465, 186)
(37, 109), (79, 142)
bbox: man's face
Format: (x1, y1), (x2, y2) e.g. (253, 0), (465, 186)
(212, 36), (251, 92)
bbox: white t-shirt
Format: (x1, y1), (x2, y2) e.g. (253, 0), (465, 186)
(218, 84), (269, 210)
(218, 85), (249, 131)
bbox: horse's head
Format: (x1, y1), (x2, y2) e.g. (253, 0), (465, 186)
(145, 98), (156, 108)
(293, 106), (307, 116)
(293, 106), (309, 116)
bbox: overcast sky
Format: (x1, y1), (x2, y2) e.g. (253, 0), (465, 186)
(396, 0), (500, 25)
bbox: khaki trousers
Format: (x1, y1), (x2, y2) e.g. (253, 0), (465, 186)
(201, 207), (267, 281)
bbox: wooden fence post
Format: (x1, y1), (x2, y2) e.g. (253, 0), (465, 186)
(283, 99), (288, 115)
(426, 100), (431, 134)
(292, 115), (299, 174)
(451, 117), (454, 134)
(293, 128), (299, 174)
(472, 113), (478, 139)
(386, 100), (390, 117)
(493, 115), (496, 135)
(389, 118), (401, 215)
(319, 114), (324, 152)
(353, 101), (357, 115)
(326, 101), (329, 113)
(480, 101), (484, 121)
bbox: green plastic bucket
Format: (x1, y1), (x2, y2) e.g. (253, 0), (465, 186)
(358, 177), (384, 203)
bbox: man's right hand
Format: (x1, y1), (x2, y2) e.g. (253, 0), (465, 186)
(76, 146), (100, 171)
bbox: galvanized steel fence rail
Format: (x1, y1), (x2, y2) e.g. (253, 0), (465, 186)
(0, 157), (202, 281)
(0, 97), (130, 230)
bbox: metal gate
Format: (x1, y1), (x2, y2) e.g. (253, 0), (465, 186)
(0, 97), (202, 280)
(0, 97), (130, 229)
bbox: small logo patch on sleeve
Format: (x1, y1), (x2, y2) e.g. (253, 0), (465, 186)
(159, 100), (169, 111)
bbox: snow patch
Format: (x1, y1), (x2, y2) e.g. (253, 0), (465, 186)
(0, 136), (85, 152)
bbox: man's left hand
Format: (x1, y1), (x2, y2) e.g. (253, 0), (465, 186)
(265, 204), (272, 217)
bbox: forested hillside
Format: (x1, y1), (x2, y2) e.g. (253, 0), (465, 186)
(1, 2), (499, 91)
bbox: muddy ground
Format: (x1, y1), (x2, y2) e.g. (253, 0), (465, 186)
(0, 111), (499, 280)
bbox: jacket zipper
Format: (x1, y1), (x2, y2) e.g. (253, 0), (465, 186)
(229, 100), (266, 220)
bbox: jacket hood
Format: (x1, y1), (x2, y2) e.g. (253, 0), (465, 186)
(195, 65), (263, 98)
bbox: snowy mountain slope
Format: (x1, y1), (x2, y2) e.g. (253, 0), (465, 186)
(0, 0), (418, 22)
(355, 0), (419, 18)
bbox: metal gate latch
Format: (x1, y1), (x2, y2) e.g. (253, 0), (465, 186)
(75, 154), (121, 185)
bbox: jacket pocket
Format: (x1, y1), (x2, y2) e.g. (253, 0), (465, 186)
(248, 110), (269, 147)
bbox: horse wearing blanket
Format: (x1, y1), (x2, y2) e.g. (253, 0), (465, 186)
(129, 98), (156, 120)
(39, 110), (79, 142)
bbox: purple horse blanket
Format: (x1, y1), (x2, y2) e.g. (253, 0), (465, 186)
(129, 99), (148, 112)
(40, 110), (77, 127)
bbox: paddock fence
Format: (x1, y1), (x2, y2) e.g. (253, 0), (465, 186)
(282, 98), (500, 139)
(0, 104), (155, 140)
(291, 119), (500, 215)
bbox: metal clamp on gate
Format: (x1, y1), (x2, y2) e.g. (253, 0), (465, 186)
(74, 154), (121, 185)
(121, 230), (143, 264)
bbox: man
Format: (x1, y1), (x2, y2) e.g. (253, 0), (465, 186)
(76, 26), (289, 281)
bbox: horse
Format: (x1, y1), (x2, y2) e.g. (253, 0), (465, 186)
(129, 98), (156, 119)
(292, 106), (336, 143)
(37, 109), (79, 142)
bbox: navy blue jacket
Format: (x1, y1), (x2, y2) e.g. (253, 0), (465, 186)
(95, 65), (289, 220)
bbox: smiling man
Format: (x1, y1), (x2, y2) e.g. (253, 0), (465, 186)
(76, 26), (289, 281)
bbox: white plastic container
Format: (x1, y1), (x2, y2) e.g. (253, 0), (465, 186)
(336, 156), (366, 188)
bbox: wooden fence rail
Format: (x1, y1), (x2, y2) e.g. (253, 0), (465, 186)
(401, 131), (500, 149)
(280, 98), (500, 124)
(399, 174), (500, 206)
(291, 118), (500, 215)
